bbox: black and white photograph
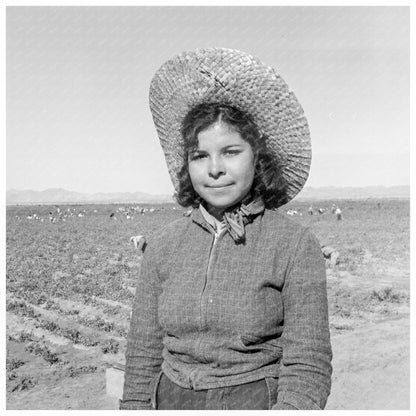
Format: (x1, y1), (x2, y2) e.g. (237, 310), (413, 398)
(4, 2), (413, 411)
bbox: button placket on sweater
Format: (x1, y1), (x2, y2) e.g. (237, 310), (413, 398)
(189, 226), (224, 388)
(200, 230), (223, 332)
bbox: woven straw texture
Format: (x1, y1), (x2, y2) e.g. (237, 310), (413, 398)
(149, 47), (311, 202)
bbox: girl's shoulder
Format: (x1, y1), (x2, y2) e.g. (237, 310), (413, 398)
(261, 208), (321, 244)
(261, 209), (322, 259)
(262, 208), (308, 233)
(147, 215), (192, 246)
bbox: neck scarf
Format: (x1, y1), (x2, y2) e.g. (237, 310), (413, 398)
(200, 196), (265, 244)
(223, 197), (265, 243)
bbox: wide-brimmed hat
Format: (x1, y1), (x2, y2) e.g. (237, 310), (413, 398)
(149, 47), (311, 202)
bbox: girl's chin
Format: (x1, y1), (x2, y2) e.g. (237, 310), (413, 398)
(205, 198), (240, 212)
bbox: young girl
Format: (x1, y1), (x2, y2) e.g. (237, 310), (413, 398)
(120, 48), (332, 410)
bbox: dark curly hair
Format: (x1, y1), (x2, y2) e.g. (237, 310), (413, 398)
(175, 102), (288, 209)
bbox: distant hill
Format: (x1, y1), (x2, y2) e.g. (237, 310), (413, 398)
(6, 188), (174, 205)
(295, 185), (410, 200)
(6, 185), (409, 205)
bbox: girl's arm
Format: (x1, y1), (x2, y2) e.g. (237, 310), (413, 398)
(273, 229), (333, 410)
(120, 243), (164, 410)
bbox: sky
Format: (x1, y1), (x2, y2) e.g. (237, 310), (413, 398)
(6, 5), (410, 195)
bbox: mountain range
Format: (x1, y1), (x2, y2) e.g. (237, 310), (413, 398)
(6, 188), (174, 205)
(6, 186), (410, 205)
(295, 185), (410, 200)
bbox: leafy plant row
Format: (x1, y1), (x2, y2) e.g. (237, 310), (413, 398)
(7, 299), (122, 353)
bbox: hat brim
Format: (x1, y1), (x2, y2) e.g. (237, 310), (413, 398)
(149, 47), (311, 203)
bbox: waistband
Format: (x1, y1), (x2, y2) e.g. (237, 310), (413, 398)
(155, 372), (278, 410)
(161, 359), (280, 391)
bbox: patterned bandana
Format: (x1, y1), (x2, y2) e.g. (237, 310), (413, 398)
(199, 197), (265, 244)
(223, 197), (265, 243)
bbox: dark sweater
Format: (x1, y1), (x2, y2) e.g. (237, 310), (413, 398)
(121, 208), (332, 410)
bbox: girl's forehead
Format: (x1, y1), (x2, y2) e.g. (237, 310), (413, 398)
(186, 120), (248, 152)
(197, 120), (240, 139)
(202, 120), (236, 133)
(197, 123), (245, 146)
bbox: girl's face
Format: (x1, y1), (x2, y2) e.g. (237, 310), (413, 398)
(188, 121), (255, 217)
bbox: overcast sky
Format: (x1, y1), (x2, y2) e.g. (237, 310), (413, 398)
(6, 5), (410, 195)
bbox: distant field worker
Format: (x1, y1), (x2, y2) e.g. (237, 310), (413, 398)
(321, 245), (340, 268)
(308, 205), (314, 215)
(335, 207), (342, 221)
(130, 235), (147, 252)
(121, 48), (332, 411)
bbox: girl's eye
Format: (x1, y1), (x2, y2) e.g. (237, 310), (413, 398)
(189, 153), (206, 161)
(224, 149), (241, 156)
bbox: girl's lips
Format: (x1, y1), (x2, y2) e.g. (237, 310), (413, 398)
(206, 184), (233, 189)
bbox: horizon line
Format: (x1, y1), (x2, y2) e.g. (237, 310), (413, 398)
(6, 184), (411, 194)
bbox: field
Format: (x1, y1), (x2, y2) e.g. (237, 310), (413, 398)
(5, 199), (410, 410)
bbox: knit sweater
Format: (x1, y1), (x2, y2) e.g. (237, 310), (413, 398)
(120, 207), (332, 410)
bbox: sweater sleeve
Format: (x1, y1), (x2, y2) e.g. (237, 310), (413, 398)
(120, 242), (164, 410)
(272, 229), (332, 410)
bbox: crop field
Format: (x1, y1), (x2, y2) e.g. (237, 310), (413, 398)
(5, 198), (410, 410)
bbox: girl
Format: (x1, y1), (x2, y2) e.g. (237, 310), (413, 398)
(120, 48), (332, 410)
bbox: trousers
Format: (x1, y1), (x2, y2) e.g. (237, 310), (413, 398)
(153, 372), (279, 410)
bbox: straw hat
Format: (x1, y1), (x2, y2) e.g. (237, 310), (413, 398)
(149, 47), (311, 202)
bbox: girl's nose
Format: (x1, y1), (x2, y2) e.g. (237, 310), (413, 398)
(208, 156), (225, 178)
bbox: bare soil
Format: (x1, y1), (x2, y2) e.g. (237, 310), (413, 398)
(327, 314), (409, 410)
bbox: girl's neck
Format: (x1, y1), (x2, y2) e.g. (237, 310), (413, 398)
(205, 192), (254, 220)
(206, 205), (225, 221)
